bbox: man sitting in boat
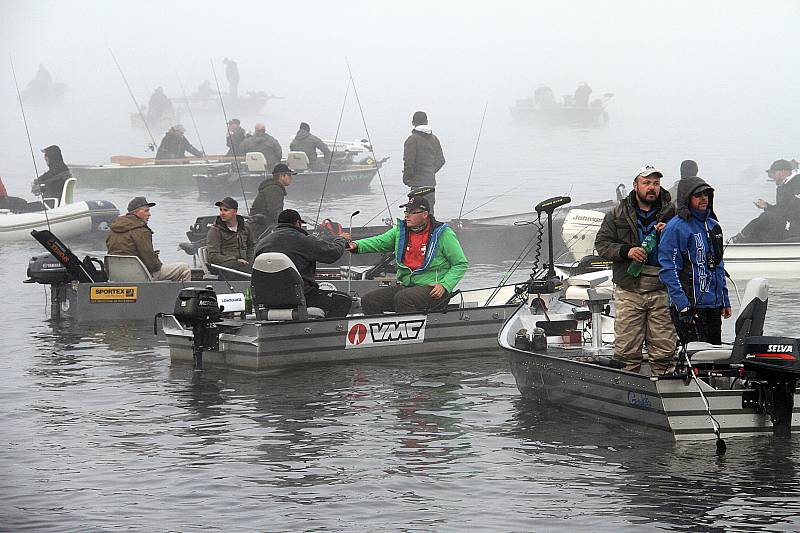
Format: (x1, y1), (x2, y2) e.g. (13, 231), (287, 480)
(290, 122), (332, 171)
(30, 144), (70, 203)
(206, 196), (254, 273)
(106, 196), (191, 281)
(225, 118), (245, 157)
(239, 123), (282, 171)
(659, 176), (731, 345)
(155, 125), (203, 161)
(347, 196), (468, 315)
(594, 165), (677, 375)
(254, 209), (351, 318)
(533, 85), (556, 108)
(147, 87), (174, 123)
(573, 82), (592, 108)
(250, 163), (296, 237)
(730, 159), (800, 243)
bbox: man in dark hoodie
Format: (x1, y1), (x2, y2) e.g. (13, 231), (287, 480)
(250, 163), (296, 237)
(659, 176), (731, 345)
(290, 122), (331, 170)
(595, 164), (677, 375)
(667, 159), (698, 200)
(106, 197), (191, 281)
(254, 209), (351, 318)
(403, 111), (445, 215)
(206, 196), (255, 273)
(32, 145), (71, 203)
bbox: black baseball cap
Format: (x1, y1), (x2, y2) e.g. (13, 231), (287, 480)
(227, 118), (240, 125)
(767, 159), (793, 173)
(272, 163), (297, 175)
(215, 196), (238, 209)
(399, 196), (430, 212)
(127, 196), (156, 212)
(277, 209), (306, 224)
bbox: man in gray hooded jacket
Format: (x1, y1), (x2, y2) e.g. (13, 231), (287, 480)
(290, 122), (331, 170)
(403, 110), (445, 215)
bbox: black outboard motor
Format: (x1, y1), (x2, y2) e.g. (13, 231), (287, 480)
(25, 253), (71, 285)
(173, 286), (222, 371)
(743, 336), (800, 437)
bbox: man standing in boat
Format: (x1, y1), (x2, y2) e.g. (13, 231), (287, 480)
(254, 209), (352, 318)
(594, 165), (677, 375)
(206, 196), (255, 273)
(290, 122), (332, 171)
(730, 159), (800, 242)
(658, 176), (731, 345)
(239, 123), (282, 170)
(225, 119), (246, 157)
(223, 58), (239, 98)
(106, 197), (191, 281)
(347, 195), (468, 315)
(155, 125), (203, 161)
(403, 111), (445, 215)
(250, 163), (296, 237)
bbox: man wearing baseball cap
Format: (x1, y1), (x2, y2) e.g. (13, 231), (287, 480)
(250, 163), (298, 236)
(659, 176), (730, 344)
(595, 164), (677, 375)
(347, 193), (468, 315)
(206, 196), (255, 273)
(225, 119), (245, 157)
(732, 158), (800, 242)
(254, 208), (352, 317)
(155, 124), (204, 161)
(106, 196), (191, 281)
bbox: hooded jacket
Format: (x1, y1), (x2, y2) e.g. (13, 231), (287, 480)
(353, 218), (468, 293)
(290, 129), (331, 167)
(402, 126), (445, 187)
(106, 213), (162, 273)
(250, 177), (286, 226)
(239, 131), (282, 170)
(34, 146), (70, 200)
(658, 176), (729, 311)
(254, 223), (346, 293)
(155, 130), (202, 160)
(594, 188), (675, 291)
(206, 214), (254, 268)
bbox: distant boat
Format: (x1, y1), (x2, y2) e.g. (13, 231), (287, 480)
(510, 93), (613, 127)
(171, 90), (279, 116)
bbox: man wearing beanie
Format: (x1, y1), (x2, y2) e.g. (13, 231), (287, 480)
(731, 158), (800, 242)
(402, 110), (445, 215)
(289, 122), (331, 170)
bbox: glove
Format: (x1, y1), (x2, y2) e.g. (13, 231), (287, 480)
(678, 307), (695, 324)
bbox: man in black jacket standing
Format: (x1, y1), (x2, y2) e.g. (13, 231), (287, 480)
(254, 209), (351, 318)
(403, 111), (445, 215)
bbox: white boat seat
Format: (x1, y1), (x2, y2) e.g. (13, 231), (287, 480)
(104, 255), (153, 282)
(41, 176), (76, 210)
(563, 271), (613, 305)
(245, 152), (267, 173)
(196, 246), (214, 277)
(251, 252), (324, 320)
(286, 151), (309, 171)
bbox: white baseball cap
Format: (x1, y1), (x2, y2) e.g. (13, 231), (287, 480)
(635, 165), (663, 179)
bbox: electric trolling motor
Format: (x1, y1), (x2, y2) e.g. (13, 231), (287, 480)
(529, 196), (571, 294)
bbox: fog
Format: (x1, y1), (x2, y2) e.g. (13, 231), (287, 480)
(2, 0), (799, 227)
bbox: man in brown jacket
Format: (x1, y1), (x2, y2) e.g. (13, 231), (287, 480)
(403, 111), (445, 215)
(106, 197), (191, 281)
(594, 165), (677, 375)
(206, 196), (254, 273)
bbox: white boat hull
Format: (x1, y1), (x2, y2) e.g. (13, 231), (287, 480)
(0, 201), (118, 242)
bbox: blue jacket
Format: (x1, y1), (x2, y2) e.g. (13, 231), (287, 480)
(658, 177), (730, 311)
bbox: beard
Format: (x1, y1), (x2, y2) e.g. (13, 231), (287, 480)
(635, 189), (657, 206)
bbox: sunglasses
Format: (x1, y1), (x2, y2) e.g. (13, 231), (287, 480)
(404, 209), (426, 215)
(692, 190), (710, 198)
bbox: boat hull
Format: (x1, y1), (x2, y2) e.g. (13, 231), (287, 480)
(71, 162), (231, 189)
(510, 104), (608, 126)
(722, 242), (800, 280)
(0, 200), (118, 242)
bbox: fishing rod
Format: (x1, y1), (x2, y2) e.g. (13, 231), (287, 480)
(346, 60), (393, 222)
(175, 72), (207, 160)
(361, 191), (409, 226)
(459, 183), (528, 219)
(10, 57), (51, 231)
(107, 45), (157, 150)
(313, 76), (351, 227)
(210, 59), (249, 213)
(457, 102), (488, 220)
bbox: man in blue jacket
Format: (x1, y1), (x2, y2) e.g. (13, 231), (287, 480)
(658, 176), (731, 345)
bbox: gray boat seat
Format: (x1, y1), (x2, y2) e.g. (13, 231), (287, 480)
(245, 152), (267, 173)
(104, 255), (153, 282)
(563, 270), (613, 305)
(195, 246), (216, 278)
(251, 252), (325, 320)
(690, 277), (768, 364)
(286, 151), (309, 171)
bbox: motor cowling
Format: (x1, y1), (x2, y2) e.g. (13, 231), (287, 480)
(25, 253), (70, 285)
(743, 336), (800, 376)
(743, 336), (800, 438)
(174, 286), (222, 327)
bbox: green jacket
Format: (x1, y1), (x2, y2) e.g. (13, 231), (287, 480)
(354, 219), (468, 293)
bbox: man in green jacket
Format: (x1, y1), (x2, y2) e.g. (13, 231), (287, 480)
(347, 196), (468, 314)
(206, 196), (255, 273)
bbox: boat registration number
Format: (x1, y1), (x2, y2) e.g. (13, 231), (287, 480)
(90, 286), (138, 303)
(345, 314), (427, 349)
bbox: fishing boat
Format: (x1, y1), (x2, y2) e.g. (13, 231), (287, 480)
(499, 196), (800, 446)
(0, 178), (118, 243)
(170, 91), (276, 116)
(70, 155), (232, 189)
(510, 94), (613, 126)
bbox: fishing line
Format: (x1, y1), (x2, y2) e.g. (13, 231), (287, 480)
(313, 76), (351, 227)
(10, 57), (51, 231)
(107, 45), (157, 150)
(211, 60), (249, 213)
(175, 72), (207, 159)
(459, 183), (528, 219)
(457, 102), (488, 220)
(362, 191), (409, 226)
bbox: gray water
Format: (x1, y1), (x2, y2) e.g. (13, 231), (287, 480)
(4, 3), (800, 528)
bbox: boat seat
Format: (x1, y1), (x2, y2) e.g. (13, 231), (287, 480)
(195, 246), (215, 278)
(287, 151), (309, 171)
(104, 255), (153, 282)
(563, 271), (613, 305)
(245, 152), (268, 173)
(41, 176), (76, 210)
(251, 252), (325, 320)
(690, 277), (768, 365)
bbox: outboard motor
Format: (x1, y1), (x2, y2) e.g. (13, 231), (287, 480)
(743, 336), (800, 437)
(25, 253), (70, 285)
(173, 286), (222, 371)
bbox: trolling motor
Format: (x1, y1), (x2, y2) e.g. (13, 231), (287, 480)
(173, 286), (223, 371)
(742, 336), (800, 437)
(529, 196), (571, 294)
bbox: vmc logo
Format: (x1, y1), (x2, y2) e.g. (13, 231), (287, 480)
(345, 315), (427, 349)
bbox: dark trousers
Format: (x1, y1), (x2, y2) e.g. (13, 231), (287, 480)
(738, 211), (800, 243)
(305, 289), (352, 318)
(670, 306), (723, 345)
(361, 284), (448, 315)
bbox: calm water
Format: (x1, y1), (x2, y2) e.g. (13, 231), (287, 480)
(2, 96), (800, 530)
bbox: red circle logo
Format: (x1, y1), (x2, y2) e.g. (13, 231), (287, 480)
(348, 323), (367, 345)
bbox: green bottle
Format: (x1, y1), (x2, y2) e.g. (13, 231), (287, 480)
(627, 232), (658, 277)
(244, 287), (252, 314)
